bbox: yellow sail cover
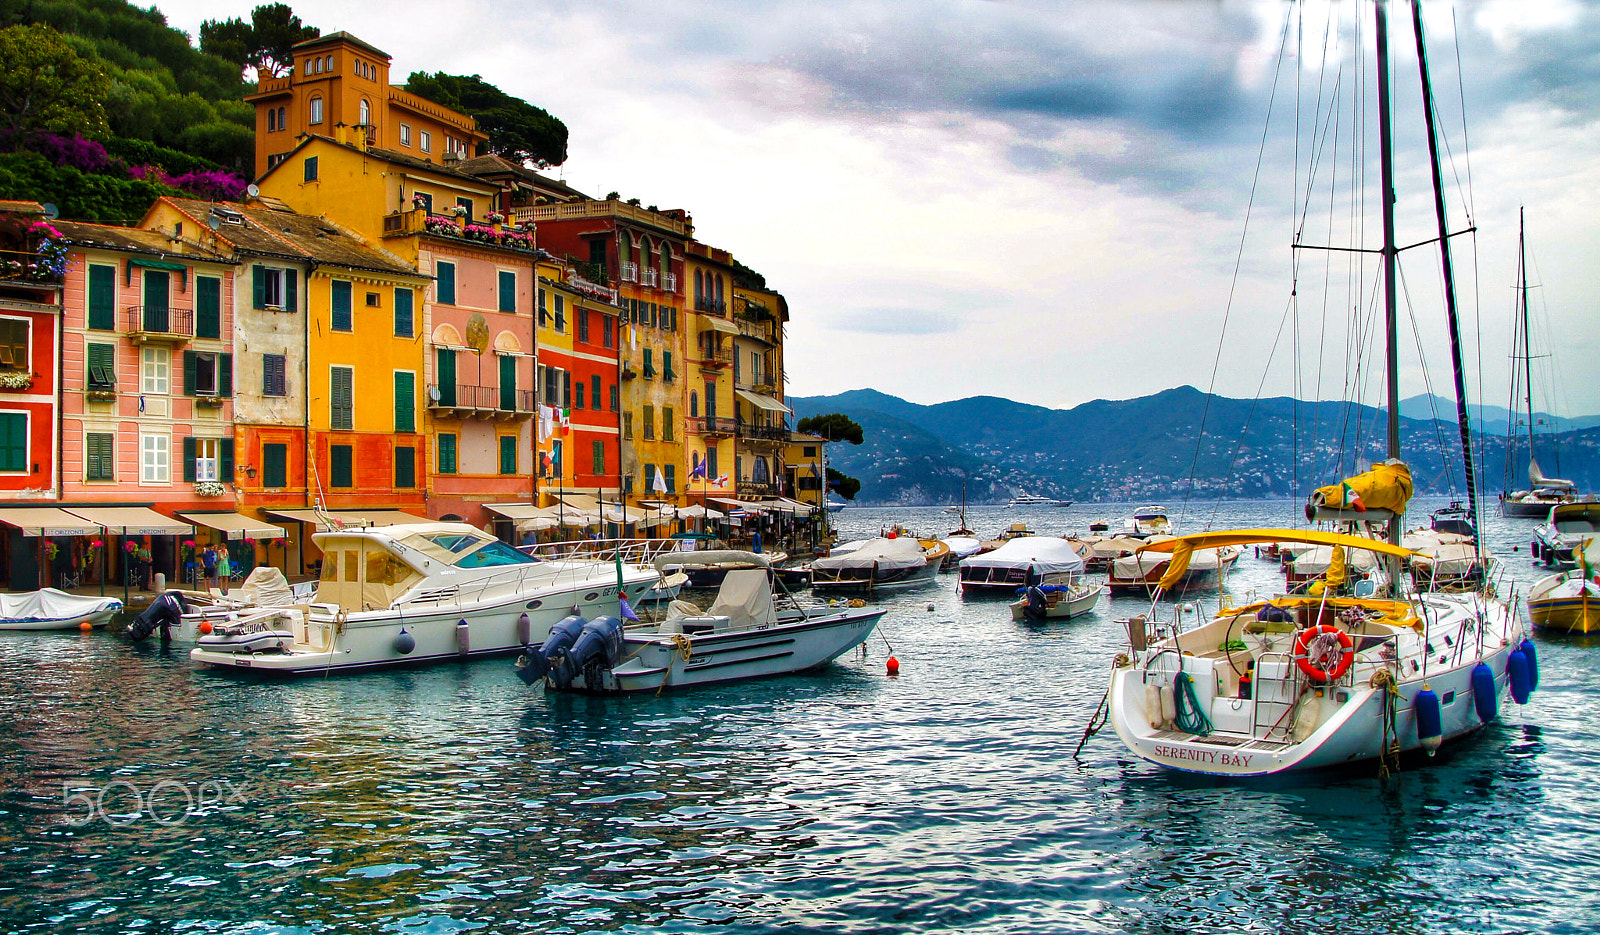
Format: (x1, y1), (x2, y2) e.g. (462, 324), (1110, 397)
(1136, 528), (1418, 593)
(1309, 460), (1413, 514)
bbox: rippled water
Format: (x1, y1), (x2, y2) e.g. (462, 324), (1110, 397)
(1, 499), (1594, 933)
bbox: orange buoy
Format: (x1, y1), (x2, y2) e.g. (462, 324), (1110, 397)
(886, 655), (900, 675)
(198, 620), (213, 635)
(79, 621), (92, 631)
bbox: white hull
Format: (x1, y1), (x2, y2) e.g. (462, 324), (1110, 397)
(0, 606), (119, 631)
(1010, 585), (1105, 620)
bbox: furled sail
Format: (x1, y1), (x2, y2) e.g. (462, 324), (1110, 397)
(1307, 459), (1414, 515)
(1528, 458), (1576, 491)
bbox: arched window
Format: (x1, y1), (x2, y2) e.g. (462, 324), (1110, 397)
(267, 109), (276, 132)
(689, 392), (699, 418)
(309, 97), (324, 125)
(753, 457), (770, 484)
(715, 275), (724, 308)
(660, 244), (670, 278)
(694, 270), (703, 304)
(277, 107), (286, 131)
(359, 99), (371, 126)
(324, 55), (333, 72)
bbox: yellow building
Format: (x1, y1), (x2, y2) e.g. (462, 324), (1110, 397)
(683, 241), (738, 501)
(729, 284), (790, 500)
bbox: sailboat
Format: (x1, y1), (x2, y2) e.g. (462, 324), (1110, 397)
(1500, 209), (1582, 518)
(1104, 0), (1531, 777)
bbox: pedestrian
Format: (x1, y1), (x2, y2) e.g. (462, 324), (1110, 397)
(201, 544), (218, 591)
(216, 546), (232, 594)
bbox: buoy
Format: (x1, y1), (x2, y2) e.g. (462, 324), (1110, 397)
(886, 655), (900, 675)
(926, 603), (935, 612)
(1519, 638), (1539, 691)
(1508, 648), (1532, 705)
(1471, 663), (1497, 722)
(1415, 685), (1443, 756)
(198, 620), (213, 635)
(455, 619), (470, 658)
(516, 612), (532, 646)
(79, 620), (93, 631)
(393, 628), (415, 655)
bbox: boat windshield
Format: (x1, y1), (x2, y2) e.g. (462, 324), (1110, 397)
(455, 539), (536, 568)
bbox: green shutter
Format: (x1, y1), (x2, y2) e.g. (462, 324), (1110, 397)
(394, 446), (415, 488)
(643, 348), (653, 377)
(499, 435), (516, 475)
(252, 266), (266, 310)
(0, 414), (24, 472)
(394, 371), (415, 433)
(285, 270), (298, 312)
(436, 348), (456, 406)
(196, 276), (220, 338)
(331, 367), (353, 430)
(437, 262), (455, 305)
(87, 343), (115, 389)
(498, 270), (515, 312)
(182, 350), (196, 396)
(142, 270), (169, 332)
(263, 443), (287, 487)
(220, 437), (234, 480)
(87, 432), (113, 480)
(332, 281), (351, 330)
(593, 439), (605, 475)
(663, 351), (673, 381)
(330, 445), (353, 487)
(182, 435), (196, 482)
(89, 265), (115, 329)
(438, 433), (456, 474)
(499, 355), (516, 411)
(395, 288), (413, 337)
(219, 354), (233, 397)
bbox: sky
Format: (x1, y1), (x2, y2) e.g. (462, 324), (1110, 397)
(154, 0), (1600, 417)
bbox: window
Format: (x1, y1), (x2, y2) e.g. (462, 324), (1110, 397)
(436, 262), (455, 305)
(263, 443), (287, 487)
(665, 464), (676, 494)
(704, 382), (717, 419)
(183, 350), (233, 397)
(551, 440), (562, 479)
(592, 439), (605, 475)
(689, 391), (698, 418)
(554, 295), (565, 332)
(663, 351), (674, 382)
(304, 156), (318, 182)
(642, 348), (654, 379)
(498, 355), (519, 411)
(591, 375), (601, 411)
(603, 314), (614, 348)
(395, 445), (415, 488)
(330, 444), (353, 487)
(414, 191), (432, 214)
(309, 97), (323, 125)
(88, 264), (115, 330)
(663, 406), (674, 442)
(140, 431), (168, 483)
(331, 280), (352, 331)
(141, 347), (170, 395)
(191, 437), (221, 481)
(196, 276), (221, 338)
(437, 433), (457, 474)
(394, 287), (414, 337)
(248, 354), (283, 399)
(456, 197), (473, 222)
(642, 404), (655, 440)
(0, 412), (22, 472)
(267, 109), (276, 132)
(365, 292), (380, 308)
(0, 319), (27, 372)
(498, 435), (517, 475)
(803, 445), (818, 457)
(435, 348), (456, 406)
(574, 380), (585, 410)
(86, 432), (114, 481)
(589, 238), (606, 267)
(394, 371), (415, 433)
(706, 446), (718, 479)
(543, 366), (560, 409)
(623, 412), (633, 440)
(400, 123), (412, 146)
(276, 106), (285, 130)
(330, 366), (353, 430)
(498, 270), (516, 313)
(577, 309), (590, 343)
(420, 130), (431, 152)
(610, 384), (618, 411)
(358, 99), (370, 126)
(253, 266), (296, 311)
(87, 343), (115, 390)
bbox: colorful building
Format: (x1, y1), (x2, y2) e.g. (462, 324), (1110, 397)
(534, 259), (622, 505)
(730, 285), (791, 500)
(683, 241), (738, 503)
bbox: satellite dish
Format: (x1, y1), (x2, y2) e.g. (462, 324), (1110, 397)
(246, 184), (260, 198)
(41, 204), (58, 219)
(427, 385), (440, 402)
(207, 215), (221, 230)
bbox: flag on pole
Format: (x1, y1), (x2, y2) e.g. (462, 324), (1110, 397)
(652, 464), (668, 494)
(690, 454), (708, 479)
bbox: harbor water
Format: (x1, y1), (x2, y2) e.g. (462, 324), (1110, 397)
(0, 499), (1594, 933)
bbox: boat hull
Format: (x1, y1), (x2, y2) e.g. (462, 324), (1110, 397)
(1010, 586), (1104, 621)
(1529, 594), (1600, 634)
(0, 606), (119, 631)
(810, 560), (938, 593)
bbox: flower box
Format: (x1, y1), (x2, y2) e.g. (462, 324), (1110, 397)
(85, 388), (116, 402)
(196, 396), (225, 408)
(194, 481), (226, 497)
(0, 372), (34, 391)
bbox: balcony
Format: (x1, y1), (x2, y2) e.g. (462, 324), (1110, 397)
(736, 421), (789, 443)
(695, 298), (728, 314)
(641, 268), (658, 287)
(383, 210), (540, 252)
(123, 305), (193, 345)
(689, 416), (737, 438)
(427, 383), (536, 420)
(738, 481), (779, 500)
(696, 345), (732, 368)
(511, 199), (691, 237)
(620, 263), (638, 283)
(0, 248), (64, 286)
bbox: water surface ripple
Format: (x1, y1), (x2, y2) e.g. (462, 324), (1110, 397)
(0, 500), (1593, 933)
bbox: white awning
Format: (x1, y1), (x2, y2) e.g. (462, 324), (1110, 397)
(735, 389), (791, 414)
(176, 512), (288, 540)
(701, 317), (738, 334)
(264, 508), (431, 531)
(484, 503), (554, 521)
(766, 497), (819, 515)
(65, 506), (194, 536)
(710, 497), (768, 513)
(557, 495), (602, 513)
(0, 507), (102, 537)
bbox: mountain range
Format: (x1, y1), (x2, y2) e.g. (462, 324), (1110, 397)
(791, 387), (1600, 505)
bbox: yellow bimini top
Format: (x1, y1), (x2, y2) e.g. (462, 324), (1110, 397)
(1135, 529), (1420, 593)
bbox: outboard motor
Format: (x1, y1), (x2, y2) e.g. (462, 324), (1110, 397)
(1024, 586), (1050, 619)
(566, 615), (626, 690)
(126, 592), (188, 642)
(517, 614), (587, 687)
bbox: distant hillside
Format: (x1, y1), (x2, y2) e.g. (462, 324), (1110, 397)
(1399, 393), (1600, 437)
(793, 387), (1600, 505)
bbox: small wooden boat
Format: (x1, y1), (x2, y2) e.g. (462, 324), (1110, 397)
(0, 589), (122, 630)
(1009, 573), (1106, 621)
(1527, 571), (1600, 634)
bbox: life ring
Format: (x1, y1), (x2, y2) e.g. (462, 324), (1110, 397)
(1293, 623), (1355, 682)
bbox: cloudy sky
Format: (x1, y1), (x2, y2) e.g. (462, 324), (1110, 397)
(157, 0), (1600, 416)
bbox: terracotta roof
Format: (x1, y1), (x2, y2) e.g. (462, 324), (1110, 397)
(0, 201), (45, 215)
(161, 197), (423, 279)
(455, 155), (590, 199)
(52, 221), (233, 263)
(292, 31), (390, 60)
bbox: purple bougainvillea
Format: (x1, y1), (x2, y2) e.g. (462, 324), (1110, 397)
(168, 170), (249, 202)
(20, 132), (117, 173)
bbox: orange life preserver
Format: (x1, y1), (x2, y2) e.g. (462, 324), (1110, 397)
(1293, 623), (1355, 682)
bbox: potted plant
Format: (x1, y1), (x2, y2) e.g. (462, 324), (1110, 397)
(195, 480), (226, 497)
(0, 371), (33, 390)
(196, 396), (225, 408)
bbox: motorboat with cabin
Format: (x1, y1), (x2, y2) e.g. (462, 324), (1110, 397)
(1120, 505), (1173, 539)
(188, 522), (659, 675)
(958, 536), (1085, 594)
(515, 550), (886, 693)
(1532, 502), (1600, 569)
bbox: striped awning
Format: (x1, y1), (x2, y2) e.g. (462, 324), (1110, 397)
(65, 506), (193, 536)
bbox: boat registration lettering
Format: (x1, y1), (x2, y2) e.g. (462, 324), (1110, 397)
(1152, 743), (1252, 769)
(232, 658), (252, 667)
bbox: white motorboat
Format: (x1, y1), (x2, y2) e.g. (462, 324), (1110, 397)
(189, 522), (660, 675)
(809, 536), (947, 593)
(1009, 494), (1063, 507)
(0, 589), (121, 630)
(1107, 531), (1529, 776)
(1120, 505), (1173, 539)
(958, 536), (1084, 593)
(1010, 572), (1106, 621)
(1532, 502), (1600, 569)
(516, 550), (886, 694)
(938, 535), (983, 571)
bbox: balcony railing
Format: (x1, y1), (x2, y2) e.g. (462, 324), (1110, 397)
(427, 383), (536, 419)
(123, 305), (193, 344)
(695, 298), (728, 314)
(738, 481), (780, 500)
(511, 199), (691, 237)
(736, 421), (790, 442)
(689, 416), (737, 437)
(620, 263), (639, 283)
(663, 272), (677, 292)
(696, 344), (732, 367)
(0, 248), (64, 285)
(642, 268), (659, 287)
(383, 210), (540, 252)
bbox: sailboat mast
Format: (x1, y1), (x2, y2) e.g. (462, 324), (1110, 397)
(1374, 1), (1402, 554)
(1519, 206), (1536, 471)
(1411, 0), (1479, 526)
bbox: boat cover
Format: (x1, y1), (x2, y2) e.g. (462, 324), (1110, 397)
(0, 588), (121, 623)
(236, 567), (298, 607)
(941, 536), (983, 558)
(811, 537), (928, 572)
(960, 537), (1085, 576)
(1291, 545), (1379, 575)
(706, 568), (776, 628)
(1308, 459), (1413, 514)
